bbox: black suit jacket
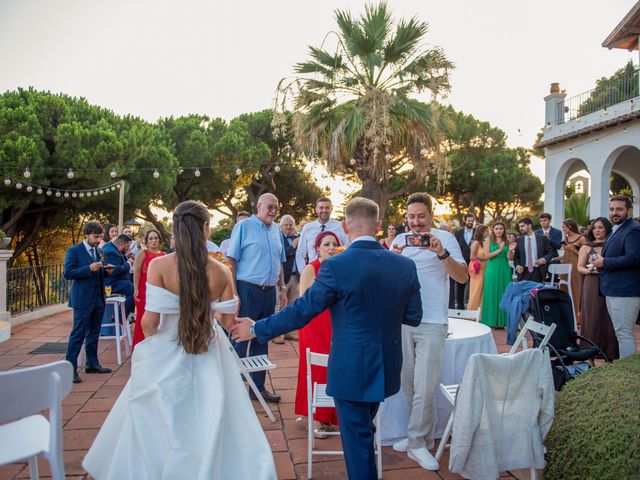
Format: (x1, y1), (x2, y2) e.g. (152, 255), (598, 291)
(454, 228), (475, 264)
(513, 234), (553, 281)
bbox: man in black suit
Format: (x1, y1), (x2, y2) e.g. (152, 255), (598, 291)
(513, 216), (554, 283)
(535, 213), (563, 262)
(450, 213), (475, 309)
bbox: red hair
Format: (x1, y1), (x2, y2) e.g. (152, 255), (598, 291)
(314, 231), (341, 252)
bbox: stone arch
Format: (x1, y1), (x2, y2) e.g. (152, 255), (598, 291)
(552, 157), (589, 223)
(602, 145), (640, 216)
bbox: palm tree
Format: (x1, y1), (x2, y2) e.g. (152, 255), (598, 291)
(276, 1), (454, 217)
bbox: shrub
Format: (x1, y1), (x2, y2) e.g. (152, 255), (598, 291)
(544, 354), (640, 479)
(210, 227), (232, 246)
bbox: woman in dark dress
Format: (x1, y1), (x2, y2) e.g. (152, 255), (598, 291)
(577, 217), (619, 360)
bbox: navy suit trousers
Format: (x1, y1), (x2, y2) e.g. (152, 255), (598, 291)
(232, 280), (276, 391)
(66, 297), (105, 370)
(334, 398), (380, 480)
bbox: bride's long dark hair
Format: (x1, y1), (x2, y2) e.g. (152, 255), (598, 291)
(172, 201), (212, 354)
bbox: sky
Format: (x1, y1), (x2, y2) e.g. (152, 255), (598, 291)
(1, 0), (637, 196)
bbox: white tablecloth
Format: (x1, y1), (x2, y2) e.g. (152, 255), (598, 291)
(379, 318), (497, 445)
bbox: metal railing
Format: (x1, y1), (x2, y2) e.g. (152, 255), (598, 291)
(557, 67), (639, 124)
(7, 264), (69, 315)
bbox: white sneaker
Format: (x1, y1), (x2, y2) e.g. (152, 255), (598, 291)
(392, 438), (408, 452)
(407, 447), (439, 471)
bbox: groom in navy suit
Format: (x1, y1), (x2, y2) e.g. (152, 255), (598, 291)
(233, 197), (423, 479)
(64, 221), (114, 383)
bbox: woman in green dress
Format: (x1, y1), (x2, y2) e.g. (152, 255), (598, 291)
(481, 221), (511, 327)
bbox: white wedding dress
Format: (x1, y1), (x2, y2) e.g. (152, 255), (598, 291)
(83, 284), (277, 480)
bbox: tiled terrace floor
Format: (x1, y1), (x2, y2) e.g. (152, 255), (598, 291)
(1, 310), (638, 479)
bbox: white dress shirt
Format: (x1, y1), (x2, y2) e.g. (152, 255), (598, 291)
(295, 219), (349, 272)
(525, 232), (538, 268)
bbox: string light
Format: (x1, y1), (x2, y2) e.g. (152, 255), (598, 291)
(153, 169), (160, 179)
(4, 178), (10, 186)
(46, 190), (52, 196)
(110, 168), (117, 178)
(15, 182), (22, 189)
(36, 187), (43, 195)
(493, 168), (498, 173)
(235, 167), (242, 176)
(55, 191), (61, 197)
(274, 165), (281, 173)
(64, 192), (69, 198)
(470, 171), (475, 177)
(194, 168), (201, 177)
(23, 168), (31, 178)
(67, 169), (74, 179)
(72, 192), (77, 198)
(26, 185), (33, 192)
(349, 158), (356, 165)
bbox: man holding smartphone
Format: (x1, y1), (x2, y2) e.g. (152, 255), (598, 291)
(390, 193), (468, 471)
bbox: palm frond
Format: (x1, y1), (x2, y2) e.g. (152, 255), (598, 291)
(383, 17), (427, 64)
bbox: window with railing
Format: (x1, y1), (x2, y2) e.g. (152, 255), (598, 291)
(557, 67), (639, 124)
(7, 264), (69, 315)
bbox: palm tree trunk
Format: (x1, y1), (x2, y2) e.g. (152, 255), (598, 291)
(360, 179), (389, 220)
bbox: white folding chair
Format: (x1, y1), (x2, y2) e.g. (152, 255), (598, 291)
(306, 349), (382, 479)
(221, 329), (277, 422)
(0, 360), (73, 480)
(435, 316), (556, 474)
(448, 308), (480, 322)
(547, 264), (577, 330)
(79, 295), (131, 366)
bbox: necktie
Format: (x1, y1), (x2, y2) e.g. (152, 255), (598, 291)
(320, 224), (326, 232)
(527, 237), (534, 273)
(90, 248), (96, 262)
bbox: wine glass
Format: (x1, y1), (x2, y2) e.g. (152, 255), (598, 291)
(105, 285), (112, 297)
(588, 253), (600, 273)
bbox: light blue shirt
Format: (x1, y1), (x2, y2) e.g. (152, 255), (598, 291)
(227, 215), (286, 286)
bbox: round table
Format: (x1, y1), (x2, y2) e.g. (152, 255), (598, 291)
(379, 318), (497, 445)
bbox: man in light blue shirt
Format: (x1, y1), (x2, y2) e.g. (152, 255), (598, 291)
(227, 193), (287, 403)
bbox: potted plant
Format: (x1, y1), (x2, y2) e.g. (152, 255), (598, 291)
(0, 229), (11, 249)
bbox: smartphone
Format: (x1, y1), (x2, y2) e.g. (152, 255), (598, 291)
(102, 264), (115, 269)
(405, 233), (432, 247)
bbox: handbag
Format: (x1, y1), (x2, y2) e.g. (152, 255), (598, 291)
(468, 258), (480, 276)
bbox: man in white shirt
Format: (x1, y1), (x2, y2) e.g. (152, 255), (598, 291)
(391, 192), (468, 471)
(295, 196), (348, 272)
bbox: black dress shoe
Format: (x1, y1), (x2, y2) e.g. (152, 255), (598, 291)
(250, 389), (281, 403)
(85, 365), (112, 374)
(73, 371), (82, 384)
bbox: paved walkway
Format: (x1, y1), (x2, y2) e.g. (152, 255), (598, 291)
(2, 310), (638, 479)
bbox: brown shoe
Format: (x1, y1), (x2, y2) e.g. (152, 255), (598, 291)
(272, 336), (285, 345)
(284, 332), (298, 341)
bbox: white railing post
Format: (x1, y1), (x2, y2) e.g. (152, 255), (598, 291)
(0, 250), (14, 323)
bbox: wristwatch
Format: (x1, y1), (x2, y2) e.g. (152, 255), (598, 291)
(249, 322), (256, 339)
(437, 249), (450, 260)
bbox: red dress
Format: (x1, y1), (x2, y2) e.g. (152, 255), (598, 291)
(132, 249), (166, 349)
(294, 259), (339, 424)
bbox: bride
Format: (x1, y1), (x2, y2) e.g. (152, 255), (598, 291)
(83, 201), (276, 479)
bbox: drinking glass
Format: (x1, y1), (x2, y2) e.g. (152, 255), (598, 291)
(105, 285), (112, 297)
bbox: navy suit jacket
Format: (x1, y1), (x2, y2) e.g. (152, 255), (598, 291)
(101, 242), (133, 293)
(535, 226), (562, 258)
(64, 243), (105, 309)
(600, 218), (640, 296)
(254, 240), (422, 403)
(513, 234), (554, 281)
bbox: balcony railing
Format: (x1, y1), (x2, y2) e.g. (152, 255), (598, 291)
(7, 264), (69, 315)
(557, 67), (639, 124)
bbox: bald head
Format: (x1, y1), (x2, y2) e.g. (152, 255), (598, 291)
(343, 197), (381, 240)
(256, 193), (279, 225)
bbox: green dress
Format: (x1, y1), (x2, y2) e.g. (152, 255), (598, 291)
(480, 242), (511, 327)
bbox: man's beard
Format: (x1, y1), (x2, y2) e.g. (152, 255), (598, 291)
(611, 214), (626, 225)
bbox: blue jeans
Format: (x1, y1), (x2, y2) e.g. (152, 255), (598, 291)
(232, 281), (277, 391)
(66, 298), (105, 370)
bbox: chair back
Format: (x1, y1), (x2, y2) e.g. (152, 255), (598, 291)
(530, 289), (578, 350)
(548, 263), (571, 287)
(0, 360), (73, 423)
(448, 309), (480, 322)
(509, 316), (557, 354)
(306, 348), (329, 369)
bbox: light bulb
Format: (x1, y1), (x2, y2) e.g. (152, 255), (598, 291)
(470, 172), (475, 177)
(178, 167), (184, 174)
(86, 191), (92, 197)
(67, 169), (74, 179)
(274, 165), (281, 173)
(37, 187), (43, 195)
(64, 192), (69, 198)
(4, 178), (11, 186)
(116, 184), (121, 189)
(26, 185), (33, 192)
(153, 169), (160, 179)
(99, 189), (104, 195)
(55, 191), (61, 197)
(518, 163), (523, 168)
(110, 168), (117, 178)
(72, 192), (77, 198)
(493, 168), (498, 173)
(349, 158), (356, 165)
(235, 167), (242, 176)
(111, 186), (116, 191)
(194, 168), (201, 177)
(46, 189), (52, 196)
(79, 192), (85, 197)
(23, 168), (31, 178)
(16, 182), (22, 189)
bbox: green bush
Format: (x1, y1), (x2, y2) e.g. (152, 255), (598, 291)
(544, 354), (640, 479)
(211, 227), (232, 246)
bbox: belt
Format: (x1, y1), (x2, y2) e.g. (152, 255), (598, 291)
(237, 280), (275, 291)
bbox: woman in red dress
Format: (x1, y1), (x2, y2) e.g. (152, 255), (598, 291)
(295, 230), (341, 437)
(132, 230), (165, 348)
